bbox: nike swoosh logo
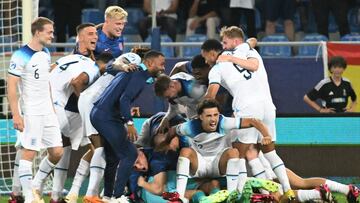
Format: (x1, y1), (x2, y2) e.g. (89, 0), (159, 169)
(32, 64), (38, 67)
(104, 48), (110, 52)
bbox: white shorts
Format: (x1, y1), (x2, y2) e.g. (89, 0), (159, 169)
(192, 147), (229, 178)
(78, 92), (98, 137)
(54, 105), (89, 150)
(232, 101), (277, 144)
(20, 114), (62, 151)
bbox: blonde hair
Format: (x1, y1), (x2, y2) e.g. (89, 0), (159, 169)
(219, 26), (245, 41)
(104, 6), (128, 21)
(31, 17), (54, 35)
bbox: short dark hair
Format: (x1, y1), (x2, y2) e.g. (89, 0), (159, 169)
(328, 56), (347, 70)
(191, 55), (209, 70)
(197, 98), (220, 115)
(76, 23), (96, 35)
(154, 74), (171, 97)
(96, 52), (113, 64)
(143, 50), (165, 61)
(201, 39), (223, 53)
(31, 17), (53, 35)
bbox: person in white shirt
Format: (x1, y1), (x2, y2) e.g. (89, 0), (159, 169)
(7, 17), (63, 203)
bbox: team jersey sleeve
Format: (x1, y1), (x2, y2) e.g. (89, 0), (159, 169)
(233, 43), (251, 59)
(175, 121), (193, 137)
(208, 64), (222, 85)
(8, 51), (25, 77)
(307, 80), (324, 101)
(135, 118), (152, 147)
(348, 82), (357, 101)
(83, 62), (100, 85)
(219, 115), (241, 134)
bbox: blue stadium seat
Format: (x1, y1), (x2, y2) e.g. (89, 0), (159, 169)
(65, 36), (77, 53)
(145, 35), (175, 57)
(348, 8), (360, 33)
(340, 33), (360, 41)
(183, 34), (207, 58)
(82, 9), (104, 25)
(260, 34), (291, 57)
(123, 8), (144, 35)
(328, 13), (338, 33)
(298, 34), (328, 56)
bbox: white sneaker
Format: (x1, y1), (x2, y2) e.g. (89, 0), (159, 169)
(109, 195), (130, 203)
(64, 193), (78, 203)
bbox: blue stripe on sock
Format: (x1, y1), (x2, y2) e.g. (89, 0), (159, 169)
(39, 169), (51, 175)
(272, 163), (284, 171)
(176, 174), (189, 178)
(54, 167), (68, 171)
(253, 170), (265, 177)
(90, 166), (105, 170)
(14, 163), (19, 166)
(19, 174), (32, 178)
(226, 174), (239, 177)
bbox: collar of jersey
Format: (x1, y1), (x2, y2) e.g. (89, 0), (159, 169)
(139, 63), (148, 71)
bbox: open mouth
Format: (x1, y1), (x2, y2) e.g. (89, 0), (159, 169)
(209, 122), (216, 128)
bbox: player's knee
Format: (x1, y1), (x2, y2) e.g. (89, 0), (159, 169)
(179, 147), (194, 158)
(48, 147), (63, 163)
(209, 179), (220, 189)
(245, 147), (259, 160)
(227, 148), (240, 158)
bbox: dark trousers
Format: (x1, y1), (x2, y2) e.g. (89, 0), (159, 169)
(138, 16), (177, 42)
(311, 0), (350, 37)
(90, 107), (138, 198)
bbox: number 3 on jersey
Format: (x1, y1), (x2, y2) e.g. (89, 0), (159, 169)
(233, 63), (252, 80)
(34, 68), (39, 79)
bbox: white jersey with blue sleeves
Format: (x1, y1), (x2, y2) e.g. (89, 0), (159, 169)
(208, 46), (264, 111)
(50, 54), (100, 107)
(168, 72), (206, 118)
(8, 45), (53, 115)
(175, 115), (241, 156)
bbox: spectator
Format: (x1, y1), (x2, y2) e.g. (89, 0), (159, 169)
(265, 0), (296, 41)
(52, 0), (83, 51)
(139, 0), (179, 42)
(311, 0), (350, 38)
(185, 0), (220, 39)
(225, 0), (257, 38)
(304, 56), (357, 113)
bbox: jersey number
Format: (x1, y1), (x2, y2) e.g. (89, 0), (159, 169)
(34, 69), (39, 79)
(233, 63), (252, 80)
(59, 61), (79, 71)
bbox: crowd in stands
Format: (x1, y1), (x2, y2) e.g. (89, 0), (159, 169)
(38, 0), (360, 45)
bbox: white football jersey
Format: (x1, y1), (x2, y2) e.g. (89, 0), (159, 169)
(169, 72), (206, 118)
(176, 115), (240, 156)
(233, 45), (276, 109)
(50, 54), (100, 107)
(8, 45), (53, 115)
(208, 49), (264, 111)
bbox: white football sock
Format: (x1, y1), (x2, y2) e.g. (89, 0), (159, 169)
(297, 189), (321, 202)
(176, 157), (190, 197)
(258, 151), (277, 180)
(237, 158), (248, 193)
(51, 146), (71, 200)
(264, 150), (291, 192)
(248, 158), (267, 179)
(69, 158), (90, 196)
(325, 179), (350, 195)
(86, 147), (106, 196)
(32, 156), (55, 190)
(19, 159), (33, 202)
(12, 150), (22, 195)
(226, 158), (240, 192)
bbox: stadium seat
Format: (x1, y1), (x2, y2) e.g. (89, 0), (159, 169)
(260, 34), (291, 57)
(328, 13), (338, 33)
(145, 35), (175, 57)
(183, 34), (207, 58)
(123, 7), (144, 35)
(298, 34), (328, 57)
(341, 33), (360, 41)
(65, 36), (77, 53)
(82, 9), (104, 25)
(348, 8), (360, 33)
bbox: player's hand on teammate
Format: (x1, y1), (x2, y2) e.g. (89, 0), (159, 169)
(261, 136), (272, 145)
(124, 64), (138, 72)
(127, 125), (138, 142)
(157, 117), (170, 134)
(319, 107), (336, 113)
(137, 175), (146, 187)
(131, 107), (140, 117)
(12, 114), (24, 132)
